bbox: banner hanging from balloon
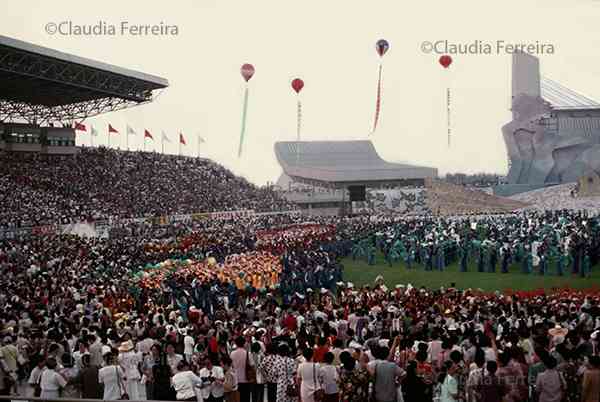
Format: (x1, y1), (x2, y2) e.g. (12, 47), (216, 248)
(439, 55), (452, 147)
(371, 39), (389, 134)
(238, 63), (255, 157)
(291, 78), (304, 166)
(291, 78), (304, 141)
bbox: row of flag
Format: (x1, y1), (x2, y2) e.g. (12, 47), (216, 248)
(73, 123), (207, 156)
(74, 123), (198, 145)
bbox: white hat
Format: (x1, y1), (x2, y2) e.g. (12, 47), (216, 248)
(378, 339), (389, 347)
(347, 282), (354, 289)
(348, 341), (362, 350)
(118, 340), (134, 353)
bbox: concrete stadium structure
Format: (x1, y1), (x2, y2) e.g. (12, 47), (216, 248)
(274, 140), (437, 215)
(497, 52), (600, 196)
(0, 35), (167, 155)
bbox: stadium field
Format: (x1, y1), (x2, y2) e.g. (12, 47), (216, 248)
(342, 252), (600, 292)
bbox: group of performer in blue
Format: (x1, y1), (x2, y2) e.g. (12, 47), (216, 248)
(351, 210), (598, 278)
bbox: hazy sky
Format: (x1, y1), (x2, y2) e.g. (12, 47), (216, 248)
(3, 0), (600, 185)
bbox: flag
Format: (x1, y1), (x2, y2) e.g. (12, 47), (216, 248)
(179, 133), (186, 145)
(198, 135), (206, 144)
(144, 129), (154, 140)
(127, 125), (136, 136)
(74, 123), (86, 132)
(108, 124), (119, 134)
(91, 126), (99, 136)
(161, 131), (171, 143)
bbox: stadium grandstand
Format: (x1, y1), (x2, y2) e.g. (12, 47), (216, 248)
(274, 140), (437, 215)
(0, 36), (295, 235)
(0, 35), (168, 154)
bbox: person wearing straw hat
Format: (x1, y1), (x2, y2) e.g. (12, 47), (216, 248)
(118, 340), (144, 400)
(548, 325), (569, 348)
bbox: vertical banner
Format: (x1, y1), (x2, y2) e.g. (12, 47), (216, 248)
(291, 78), (304, 167)
(447, 87), (451, 147)
(439, 55), (453, 148)
(372, 39), (389, 134)
(238, 63), (255, 157)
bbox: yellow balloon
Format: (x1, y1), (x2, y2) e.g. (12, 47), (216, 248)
(207, 257), (217, 266)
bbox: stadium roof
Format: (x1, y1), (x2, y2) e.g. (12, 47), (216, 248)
(541, 77), (600, 110)
(275, 140), (438, 187)
(0, 35), (168, 124)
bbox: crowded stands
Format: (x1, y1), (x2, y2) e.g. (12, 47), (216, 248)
(0, 148), (295, 229)
(0, 150), (599, 402)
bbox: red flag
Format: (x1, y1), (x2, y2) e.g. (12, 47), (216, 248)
(179, 133), (186, 145)
(74, 123), (86, 132)
(108, 124), (119, 134)
(144, 129), (154, 140)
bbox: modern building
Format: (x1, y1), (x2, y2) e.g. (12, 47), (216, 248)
(274, 140), (437, 215)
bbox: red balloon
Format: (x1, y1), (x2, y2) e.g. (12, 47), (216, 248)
(439, 55), (452, 68)
(241, 64), (255, 82)
(291, 78), (304, 94)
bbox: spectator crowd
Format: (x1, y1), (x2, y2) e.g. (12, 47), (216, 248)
(0, 148), (295, 229)
(0, 150), (599, 402)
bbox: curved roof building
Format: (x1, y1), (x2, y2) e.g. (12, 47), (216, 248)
(274, 140), (437, 188)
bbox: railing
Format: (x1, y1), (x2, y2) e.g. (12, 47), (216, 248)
(0, 396), (166, 402)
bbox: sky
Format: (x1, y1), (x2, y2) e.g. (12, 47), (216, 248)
(2, 0), (600, 185)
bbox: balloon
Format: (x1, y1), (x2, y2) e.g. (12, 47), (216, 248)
(291, 78), (304, 94)
(207, 257), (216, 266)
(241, 63), (255, 82)
(376, 39), (389, 57)
(439, 55), (452, 68)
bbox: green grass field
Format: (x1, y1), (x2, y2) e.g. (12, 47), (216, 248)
(343, 252), (600, 292)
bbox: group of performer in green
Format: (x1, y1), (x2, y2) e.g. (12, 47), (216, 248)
(351, 211), (597, 278)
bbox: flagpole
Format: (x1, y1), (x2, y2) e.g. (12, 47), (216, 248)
(126, 126), (129, 151)
(162, 133), (164, 154)
(197, 135), (200, 158)
(179, 133), (181, 156)
(90, 126), (94, 148)
(108, 127), (110, 148)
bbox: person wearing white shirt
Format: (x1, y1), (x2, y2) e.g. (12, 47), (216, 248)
(73, 341), (88, 371)
(171, 361), (203, 401)
(118, 340), (144, 400)
(167, 343), (185, 375)
(320, 353), (339, 401)
(440, 362), (458, 402)
(297, 349), (322, 402)
(40, 358), (67, 399)
(137, 336), (156, 356)
(28, 359), (46, 397)
(184, 332), (195, 364)
(198, 356), (225, 402)
(98, 353), (125, 401)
